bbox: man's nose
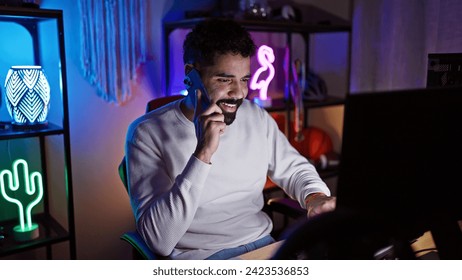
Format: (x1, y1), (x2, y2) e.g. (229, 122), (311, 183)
(229, 81), (247, 99)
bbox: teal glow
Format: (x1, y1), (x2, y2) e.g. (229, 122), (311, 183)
(0, 159), (44, 232)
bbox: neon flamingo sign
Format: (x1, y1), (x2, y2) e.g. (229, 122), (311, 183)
(250, 45), (275, 107)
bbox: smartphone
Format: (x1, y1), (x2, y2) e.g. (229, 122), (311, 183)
(185, 68), (211, 109)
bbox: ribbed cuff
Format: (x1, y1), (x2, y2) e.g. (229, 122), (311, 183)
(181, 155), (212, 189)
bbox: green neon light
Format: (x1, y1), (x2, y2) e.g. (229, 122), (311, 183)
(0, 159), (43, 232)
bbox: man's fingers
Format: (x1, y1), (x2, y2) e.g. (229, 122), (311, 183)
(202, 103), (223, 117)
(199, 111), (225, 123)
(322, 197), (336, 211)
(209, 120), (227, 135)
(307, 197), (336, 218)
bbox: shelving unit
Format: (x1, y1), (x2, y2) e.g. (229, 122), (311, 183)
(0, 7), (75, 259)
(162, 6), (351, 179)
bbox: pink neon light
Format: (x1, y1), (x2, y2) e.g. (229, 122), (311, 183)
(250, 45), (275, 100)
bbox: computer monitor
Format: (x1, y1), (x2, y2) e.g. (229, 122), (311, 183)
(336, 86), (462, 259)
(427, 53), (462, 88)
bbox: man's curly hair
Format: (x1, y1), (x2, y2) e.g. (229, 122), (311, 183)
(183, 19), (256, 66)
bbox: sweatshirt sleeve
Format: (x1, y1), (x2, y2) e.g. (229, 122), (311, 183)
(125, 121), (210, 256)
(263, 109), (331, 208)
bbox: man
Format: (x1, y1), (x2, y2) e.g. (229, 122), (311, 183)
(125, 18), (336, 260)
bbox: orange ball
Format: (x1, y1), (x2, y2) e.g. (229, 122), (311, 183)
(270, 113), (286, 132)
(290, 126), (333, 161)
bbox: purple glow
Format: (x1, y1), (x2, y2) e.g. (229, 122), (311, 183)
(250, 45), (275, 100)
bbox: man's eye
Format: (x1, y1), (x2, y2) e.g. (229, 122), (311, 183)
(218, 78), (231, 83)
(242, 78), (250, 83)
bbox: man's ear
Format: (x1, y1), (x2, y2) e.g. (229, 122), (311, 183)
(184, 64), (194, 90)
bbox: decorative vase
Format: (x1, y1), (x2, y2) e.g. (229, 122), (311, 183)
(4, 65), (50, 127)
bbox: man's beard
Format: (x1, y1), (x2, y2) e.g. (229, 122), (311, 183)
(216, 98), (243, 125)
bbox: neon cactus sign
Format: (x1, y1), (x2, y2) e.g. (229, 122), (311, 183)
(250, 45), (275, 107)
(0, 159), (43, 241)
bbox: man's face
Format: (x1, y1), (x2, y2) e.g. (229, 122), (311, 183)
(199, 53), (251, 125)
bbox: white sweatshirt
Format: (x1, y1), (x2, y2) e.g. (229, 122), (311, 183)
(125, 98), (330, 259)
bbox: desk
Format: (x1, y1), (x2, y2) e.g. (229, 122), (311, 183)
(236, 231), (439, 260)
(237, 241), (283, 260)
(411, 231), (438, 259)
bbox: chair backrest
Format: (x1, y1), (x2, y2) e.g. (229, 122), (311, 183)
(119, 95), (184, 191)
(145, 95), (185, 113)
(119, 95), (184, 259)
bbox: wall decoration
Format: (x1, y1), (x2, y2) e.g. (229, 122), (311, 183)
(250, 45), (275, 107)
(78, 0), (147, 105)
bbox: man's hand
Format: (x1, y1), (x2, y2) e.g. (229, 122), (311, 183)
(305, 193), (336, 218)
(193, 89), (226, 164)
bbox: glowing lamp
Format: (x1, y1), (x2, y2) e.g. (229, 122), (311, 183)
(0, 159), (43, 241)
(250, 45), (275, 108)
(4, 66), (50, 127)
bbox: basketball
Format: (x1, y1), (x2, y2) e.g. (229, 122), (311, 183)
(269, 113), (334, 161)
(270, 113), (286, 132)
(290, 126), (333, 161)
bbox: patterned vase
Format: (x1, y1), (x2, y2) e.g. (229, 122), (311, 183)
(4, 66), (50, 126)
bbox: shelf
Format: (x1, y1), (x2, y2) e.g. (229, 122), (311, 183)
(303, 96), (346, 108)
(263, 96), (345, 112)
(164, 4), (351, 34)
(0, 122), (64, 140)
(0, 213), (69, 257)
(0, 7), (61, 21)
(164, 17), (351, 34)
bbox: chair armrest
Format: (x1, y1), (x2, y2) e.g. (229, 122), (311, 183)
(267, 197), (306, 219)
(120, 231), (157, 260)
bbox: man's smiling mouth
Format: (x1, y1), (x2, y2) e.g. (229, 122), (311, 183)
(217, 99), (243, 112)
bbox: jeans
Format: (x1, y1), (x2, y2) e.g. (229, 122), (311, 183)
(205, 235), (275, 260)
